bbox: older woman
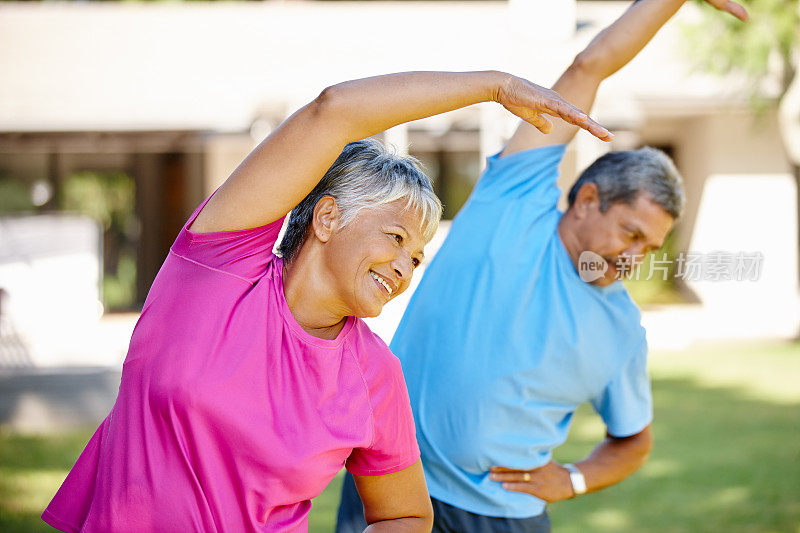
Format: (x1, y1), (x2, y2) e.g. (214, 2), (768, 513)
(42, 71), (610, 533)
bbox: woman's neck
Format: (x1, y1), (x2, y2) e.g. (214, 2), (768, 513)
(282, 254), (347, 340)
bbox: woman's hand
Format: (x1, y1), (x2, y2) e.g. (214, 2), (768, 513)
(495, 74), (613, 142)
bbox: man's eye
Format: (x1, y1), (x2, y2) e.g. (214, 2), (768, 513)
(392, 234), (403, 244)
(412, 258), (421, 268)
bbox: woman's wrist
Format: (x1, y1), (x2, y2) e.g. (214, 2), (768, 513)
(477, 70), (513, 105)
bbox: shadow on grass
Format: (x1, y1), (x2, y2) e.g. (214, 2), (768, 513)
(2, 375), (798, 532)
(0, 429), (95, 532)
(549, 376), (800, 533)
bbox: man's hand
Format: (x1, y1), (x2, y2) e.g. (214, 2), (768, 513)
(489, 461), (575, 503)
(704, 0), (749, 22)
(494, 75), (614, 142)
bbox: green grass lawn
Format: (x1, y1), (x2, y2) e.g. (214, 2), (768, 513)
(3, 341), (799, 532)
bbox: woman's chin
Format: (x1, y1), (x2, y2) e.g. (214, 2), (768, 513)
(356, 305), (383, 319)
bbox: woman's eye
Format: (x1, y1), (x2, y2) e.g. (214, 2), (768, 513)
(392, 234), (403, 244)
(412, 258), (421, 268)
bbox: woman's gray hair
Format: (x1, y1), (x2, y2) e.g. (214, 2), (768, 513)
(567, 147), (685, 219)
(278, 139), (443, 261)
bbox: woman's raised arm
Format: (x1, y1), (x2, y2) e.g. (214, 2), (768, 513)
(191, 71), (612, 233)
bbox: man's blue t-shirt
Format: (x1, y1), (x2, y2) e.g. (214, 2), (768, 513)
(391, 144), (652, 518)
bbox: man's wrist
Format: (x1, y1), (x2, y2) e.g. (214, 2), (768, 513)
(564, 463), (587, 496)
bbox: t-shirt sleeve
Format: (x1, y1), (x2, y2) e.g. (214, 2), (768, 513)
(42, 414), (110, 533)
(169, 193), (286, 282)
(472, 144), (567, 207)
(590, 338), (653, 437)
(346, 354), (420, 476)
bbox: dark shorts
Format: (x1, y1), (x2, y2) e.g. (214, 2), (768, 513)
(335, 471), (551, 533)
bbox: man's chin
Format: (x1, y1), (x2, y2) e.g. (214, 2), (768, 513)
(591, 273), (616, 287)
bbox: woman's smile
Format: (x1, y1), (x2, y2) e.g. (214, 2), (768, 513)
(369, 270), (395, 296)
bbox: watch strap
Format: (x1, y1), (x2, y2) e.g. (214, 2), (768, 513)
(564, 463), (587, 495)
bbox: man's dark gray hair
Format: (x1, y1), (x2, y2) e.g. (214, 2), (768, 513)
(567, 147), (685, 219)
(278, 139), (442, 262)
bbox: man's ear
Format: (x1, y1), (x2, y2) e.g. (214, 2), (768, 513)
(311, 195), (342, 243)
(572, 183), (600, 220)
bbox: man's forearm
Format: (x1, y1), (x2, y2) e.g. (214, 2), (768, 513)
(574, 426), (653, 493)
(574, 0), (685, 81)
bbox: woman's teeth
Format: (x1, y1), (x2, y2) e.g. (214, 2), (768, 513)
(370, 271), (393, 295)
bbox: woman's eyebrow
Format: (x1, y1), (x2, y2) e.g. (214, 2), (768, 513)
(393, 223), (426, 260)
(392, 224), (410, 237)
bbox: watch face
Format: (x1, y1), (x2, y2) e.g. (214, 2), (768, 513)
(569, 471), (587, 495)
(565, 464), (587, 495)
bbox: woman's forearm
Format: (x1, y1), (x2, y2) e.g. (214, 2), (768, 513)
(316, 71), (505, 143)
(192, 69), (607, 232)
(364, 516), (432, 533)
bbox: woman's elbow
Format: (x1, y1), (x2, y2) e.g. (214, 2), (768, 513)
(419, 500), (434, 532)
(307, 85), (335, 117)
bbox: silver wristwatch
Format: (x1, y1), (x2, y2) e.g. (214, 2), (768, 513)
(564, 463), (587, 496)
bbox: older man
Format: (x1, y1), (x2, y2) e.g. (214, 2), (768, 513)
(336, 0), (747, 531)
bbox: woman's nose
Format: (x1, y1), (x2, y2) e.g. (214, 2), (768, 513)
(392, 254), (413, 280)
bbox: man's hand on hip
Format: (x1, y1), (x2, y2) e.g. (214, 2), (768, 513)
(489, 461), (574, 503)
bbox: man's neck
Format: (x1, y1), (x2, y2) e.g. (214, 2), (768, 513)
(557, 212), (582, 269)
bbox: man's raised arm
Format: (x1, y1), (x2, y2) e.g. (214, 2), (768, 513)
(501, 0), (747, 157)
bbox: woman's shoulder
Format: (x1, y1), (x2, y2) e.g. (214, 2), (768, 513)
(346, 320), (404, 381)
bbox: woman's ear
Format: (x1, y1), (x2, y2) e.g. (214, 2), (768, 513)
(311, 195), (341, 243)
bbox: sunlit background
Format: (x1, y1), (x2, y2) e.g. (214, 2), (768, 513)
(1, 0), (798, 531)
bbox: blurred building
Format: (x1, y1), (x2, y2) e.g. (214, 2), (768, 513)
(0, 0), (797, 370)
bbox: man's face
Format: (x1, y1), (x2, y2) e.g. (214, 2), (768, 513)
(571, 188), (675, 287)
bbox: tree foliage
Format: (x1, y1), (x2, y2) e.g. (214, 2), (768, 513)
(684, 0), (799, 100)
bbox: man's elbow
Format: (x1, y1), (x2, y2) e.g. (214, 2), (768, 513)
(567, 50), (609, 83)
(632, 426), (654, 467)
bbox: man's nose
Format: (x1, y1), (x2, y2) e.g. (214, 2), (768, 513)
(624, 247), (648, 266)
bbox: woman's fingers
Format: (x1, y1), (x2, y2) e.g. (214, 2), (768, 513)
(528, 113), (553, 135)
(543, 97), (614, 142)
(498, 75), (613, 141)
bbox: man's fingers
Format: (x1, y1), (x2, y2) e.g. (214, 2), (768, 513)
(707, 0), (748, 21)
(489, 470), (530, 482)
(489, 466), (518, 473)
(498, 482), (532, 494)
(724, 0), (749, 22)
(489, 469), (535, 492)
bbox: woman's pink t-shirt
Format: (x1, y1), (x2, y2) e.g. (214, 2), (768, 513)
(42, 198), (420, 532)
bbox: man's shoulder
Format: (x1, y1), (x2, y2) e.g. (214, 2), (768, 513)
(472, 144), (567, 202)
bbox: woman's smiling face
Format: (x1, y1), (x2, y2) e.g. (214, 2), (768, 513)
(320, 198), (428, 319)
